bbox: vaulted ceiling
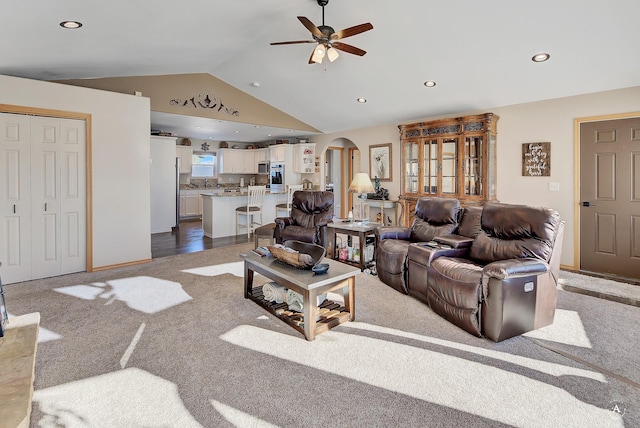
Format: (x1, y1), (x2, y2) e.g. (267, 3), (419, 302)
(3, 0), (639, 141)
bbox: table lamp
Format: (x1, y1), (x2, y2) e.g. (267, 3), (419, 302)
(348, 173), (374, 224)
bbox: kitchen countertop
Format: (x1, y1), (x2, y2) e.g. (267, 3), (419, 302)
(201, 190), (284, 197)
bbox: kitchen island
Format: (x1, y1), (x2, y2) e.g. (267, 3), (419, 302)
(201, 191), (286, 239)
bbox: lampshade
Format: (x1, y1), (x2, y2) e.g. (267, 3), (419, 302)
(310, 44), (326, 64)
(348, 173), (374, 194)
(326, 46), (340, 62)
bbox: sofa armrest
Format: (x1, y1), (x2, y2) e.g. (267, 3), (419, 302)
(433, 234), (474, 249)
(481, 258), (550, 298)
(274, 217), (294, 244)
(375, 226), (411, 241)
(274, 217), (294, 229)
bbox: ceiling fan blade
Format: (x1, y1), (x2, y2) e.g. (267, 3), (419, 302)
(332, 41), (367, 56)
(270, 40), (316, 45)
(298, 16), (323, 39)
(331, 23), (373, 40)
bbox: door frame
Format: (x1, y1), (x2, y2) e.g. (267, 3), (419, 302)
(0, 103), (93, 271)
(573, 110), (640, 271)
(326, 146), (346, 218)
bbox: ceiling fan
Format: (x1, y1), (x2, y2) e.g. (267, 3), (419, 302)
(270, 0), (373, 64)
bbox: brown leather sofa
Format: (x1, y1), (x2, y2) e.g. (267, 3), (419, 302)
(274, 191), (334, 248)
(406, 202), (564, 341)
(374, 197), (461, 294)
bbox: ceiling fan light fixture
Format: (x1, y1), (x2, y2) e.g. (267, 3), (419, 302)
(326, 46), (339, 62)
(310, 44), (326, 63)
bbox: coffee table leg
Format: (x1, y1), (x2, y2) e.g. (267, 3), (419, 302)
(343, 277), (355, 321)
(303, 289), (318, 341)
(244, 262), (254, 298)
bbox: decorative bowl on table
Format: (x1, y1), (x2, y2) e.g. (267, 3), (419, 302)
(267, 240), (326, 269)
(312, 263), (330, 275)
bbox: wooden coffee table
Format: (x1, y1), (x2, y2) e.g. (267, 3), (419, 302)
(241, 252), (360, 341)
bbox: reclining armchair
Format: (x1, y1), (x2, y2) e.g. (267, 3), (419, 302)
(424, 202), (565, 341)
(274, 191), (334, 248)
(374, 197), (461, 294)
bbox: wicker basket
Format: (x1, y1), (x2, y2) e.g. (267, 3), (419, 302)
(267, 240), (325, 269)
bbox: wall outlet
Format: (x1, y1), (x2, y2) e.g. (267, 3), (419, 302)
(549, 182), (560, 191)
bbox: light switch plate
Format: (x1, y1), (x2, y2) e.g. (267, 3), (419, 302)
(549, 182), (560, 191)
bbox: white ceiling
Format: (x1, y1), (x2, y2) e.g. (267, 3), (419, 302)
(3, 0), (640, 142)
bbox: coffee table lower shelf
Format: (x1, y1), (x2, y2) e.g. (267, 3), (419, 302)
(249, 286), (351, 336)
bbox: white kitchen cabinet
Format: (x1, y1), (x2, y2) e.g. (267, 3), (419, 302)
(176, 146), (193, 173)
(270, 145), (288, 162)
(218, 148), (241, 173)
(255, 148), (270, 163)
(244, 151), (257, 173)
(293, 143), (316, 173)
(180, 189), (200, 217)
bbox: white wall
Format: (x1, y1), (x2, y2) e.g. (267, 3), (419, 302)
(0, 74), (152, 269)
(310, 86), (640, 269)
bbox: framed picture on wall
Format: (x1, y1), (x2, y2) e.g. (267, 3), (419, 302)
(369, 143), (392, 181)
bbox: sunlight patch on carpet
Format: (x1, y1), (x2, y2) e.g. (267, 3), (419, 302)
(342, 322), (601, 380)
(183, 261), (245, 277)
(33, 368), (202, 427)
(221, 324), (622, 428)
(524, 309), (592, 347)
(211, 399), (280, 428)
(53, 276), (192, 314)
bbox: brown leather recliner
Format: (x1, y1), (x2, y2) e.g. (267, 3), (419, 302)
(425, 202), (565, 341)
(374, 197), (461, 294)
(274, 191), (334, 248)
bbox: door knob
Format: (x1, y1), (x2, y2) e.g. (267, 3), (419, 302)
(581, 201), (596, 207)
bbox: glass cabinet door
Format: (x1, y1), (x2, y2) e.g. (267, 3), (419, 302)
(423, 139), (438, 194)
(464, 136), (483, 196)
(441, 138), (458, 194)
(404, 141), (419, 193)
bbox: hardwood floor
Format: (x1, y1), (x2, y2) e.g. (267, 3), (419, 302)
(151, 218), (251, 259)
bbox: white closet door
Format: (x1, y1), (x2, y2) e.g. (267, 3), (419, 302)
(30, 116), (62, 280)
(59, 118), (86, 274)
(0, 113), (32, 283)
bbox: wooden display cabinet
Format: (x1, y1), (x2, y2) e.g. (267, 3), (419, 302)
(398, 113), (499, 226)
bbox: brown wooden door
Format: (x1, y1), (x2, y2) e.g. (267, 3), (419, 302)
(580, 117), (640, 279)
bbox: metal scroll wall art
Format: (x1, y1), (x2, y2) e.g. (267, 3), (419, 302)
(170, 91), (240, 117)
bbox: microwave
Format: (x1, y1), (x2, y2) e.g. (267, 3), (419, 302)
(257, 161), (270, 175)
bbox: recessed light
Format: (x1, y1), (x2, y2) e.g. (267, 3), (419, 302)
(60, 21), (82, 29)
(532, 53), (550, 62)
(234, 130), (240, 133)
(424, 81), (436, 87)
(357, 98), (367, 103)
(251, 81), (261, 88)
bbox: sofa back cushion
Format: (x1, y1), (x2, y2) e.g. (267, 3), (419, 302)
(410, 197), (460, 241)
(469, 203), (560, 263)
(290, 191), (334, 229)
(456, 205), (483, 239)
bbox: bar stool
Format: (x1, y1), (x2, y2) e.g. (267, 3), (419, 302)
(275, 184), (303, 217)
(236, 185), (266, 239)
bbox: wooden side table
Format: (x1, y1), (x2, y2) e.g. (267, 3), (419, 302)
(327, 222), (381, 271)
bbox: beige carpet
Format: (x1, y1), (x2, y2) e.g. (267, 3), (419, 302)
(3, 243), (639, 427)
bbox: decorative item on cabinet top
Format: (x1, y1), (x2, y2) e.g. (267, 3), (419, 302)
(181, 137), (191, 146)
(219, 141), (229, 148)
